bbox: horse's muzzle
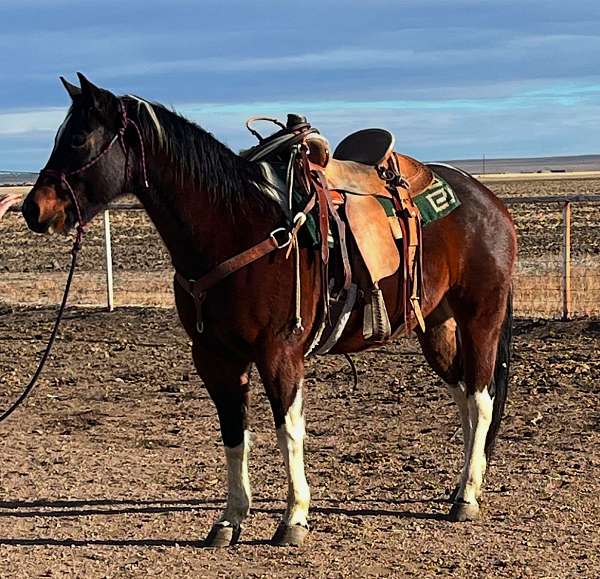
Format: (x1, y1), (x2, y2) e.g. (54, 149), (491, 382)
(22, 186), (70, 234)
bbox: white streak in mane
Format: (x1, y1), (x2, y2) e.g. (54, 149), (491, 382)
(126, 94), (164, 146)
(52, 105), (73, 154)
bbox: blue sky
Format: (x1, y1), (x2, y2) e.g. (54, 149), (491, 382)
(1, 0), (600, 170)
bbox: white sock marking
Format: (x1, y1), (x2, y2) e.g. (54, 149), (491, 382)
(276, 384), (310, 527)
(460, 387), (493, 504)
(450, 382), (472, 458)
(219, 430), (251, 527)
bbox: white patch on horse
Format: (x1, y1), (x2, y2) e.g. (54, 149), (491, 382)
(219, 430), (252, 527)
(51, 107), (73, 154)
(459, 386), (493, 504)
(276, 383), (310, 527)
(127, 94), (164, 146)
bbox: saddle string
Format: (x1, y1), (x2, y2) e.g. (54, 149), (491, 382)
(0, 100), (150, 422)
(284, 142), (305, 333)
(343, 353), (359, 392)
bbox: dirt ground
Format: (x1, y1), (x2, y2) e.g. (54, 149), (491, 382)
(0, 176), (598, 577)
(0, 306), (598, 578)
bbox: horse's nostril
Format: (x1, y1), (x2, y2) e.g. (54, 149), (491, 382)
(22, 197), (43, 232)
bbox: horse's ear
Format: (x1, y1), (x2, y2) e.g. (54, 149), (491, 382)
(76, 72), (118, 117)
(60, 76), (81, 100)
(77, 72), (102, 104)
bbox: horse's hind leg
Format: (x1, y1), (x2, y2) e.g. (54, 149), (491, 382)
(447, 288), (512, 522)
(417, 300), (470, 499)
(256, 344), (310, 547)
(191, 343), (252, 547)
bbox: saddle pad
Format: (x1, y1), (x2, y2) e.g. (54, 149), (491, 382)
(413, 175), (461, 225)
(345, 194), (401, 284)
(377, 175), (461, 227)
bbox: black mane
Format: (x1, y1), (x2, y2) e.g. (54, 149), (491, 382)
(124, 96), (272, 212)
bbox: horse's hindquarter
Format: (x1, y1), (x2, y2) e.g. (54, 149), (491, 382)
(329, 166), (517, 355)
(425, 165), (518, 292)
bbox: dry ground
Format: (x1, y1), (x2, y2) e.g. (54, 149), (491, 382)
(0, 307), (598, 578)
(0, 176), (598, 577)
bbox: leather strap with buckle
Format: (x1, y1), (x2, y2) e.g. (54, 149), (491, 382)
(175, 227), (292, 333)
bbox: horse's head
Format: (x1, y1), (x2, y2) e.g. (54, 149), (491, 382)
(22, 73), (131, 234)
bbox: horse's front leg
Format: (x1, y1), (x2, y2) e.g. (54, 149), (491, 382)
(192, 342), (252, 547)
(257, 345), (310, 547)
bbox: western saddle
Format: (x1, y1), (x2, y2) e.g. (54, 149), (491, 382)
(242, 114), (431, 346)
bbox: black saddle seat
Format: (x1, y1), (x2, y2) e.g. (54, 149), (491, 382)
(333, 129), (395, 166)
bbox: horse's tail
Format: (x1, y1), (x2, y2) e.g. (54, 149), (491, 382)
(485, 288), (513, 460)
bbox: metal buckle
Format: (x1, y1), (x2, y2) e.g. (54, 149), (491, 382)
(270, 227), (292, 249)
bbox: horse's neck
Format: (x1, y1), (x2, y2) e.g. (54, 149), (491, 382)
(135, 152), (274, 279)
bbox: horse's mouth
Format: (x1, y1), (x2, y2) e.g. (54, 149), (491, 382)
(44, 212), (72, 236)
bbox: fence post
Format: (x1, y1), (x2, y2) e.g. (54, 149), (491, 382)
(562, 201), (572, 320)
(103, 210), (115, 312)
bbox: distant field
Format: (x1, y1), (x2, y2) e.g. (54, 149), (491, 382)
(3, 153), (600, 186)
(479, 171), (600, 182)
(1, 176), (598, 318)
(442, 153), (600, 174)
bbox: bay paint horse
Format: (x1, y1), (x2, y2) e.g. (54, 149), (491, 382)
(22, 74), (517, 547)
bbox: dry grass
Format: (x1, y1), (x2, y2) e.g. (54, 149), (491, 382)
(515, 263), (600, 318)
(0, 185), (30, 196)
(2, 263), (598, 319)
(478, 171), (600, 182)
(0, 272), (174, 308)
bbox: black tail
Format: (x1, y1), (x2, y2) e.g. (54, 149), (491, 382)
(485, 290), (513, 460)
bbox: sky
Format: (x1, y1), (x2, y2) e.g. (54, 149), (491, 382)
(1, 0), (600, 170)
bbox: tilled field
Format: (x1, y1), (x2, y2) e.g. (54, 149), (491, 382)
(0, 307), (598, 578)
(1, 177), (599, 316)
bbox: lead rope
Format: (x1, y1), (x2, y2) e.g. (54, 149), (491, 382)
(0, 229), (83, 423)
(0, 98), (151, 423)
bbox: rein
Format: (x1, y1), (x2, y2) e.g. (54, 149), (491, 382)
(0, 99), (148, 423)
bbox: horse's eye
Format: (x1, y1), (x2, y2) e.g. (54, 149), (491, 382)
(71, 133), (87, 148)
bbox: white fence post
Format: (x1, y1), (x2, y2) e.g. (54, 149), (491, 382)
(562, 201), (572, 320)
(103, 210), (115, 311)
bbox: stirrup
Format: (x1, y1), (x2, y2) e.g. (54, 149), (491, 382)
(363, 285), (391, 342)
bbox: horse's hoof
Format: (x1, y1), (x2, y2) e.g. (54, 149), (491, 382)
(271, 522), (309, 547)
(204, 523), (241, 547)
(448, 500), (480, 522)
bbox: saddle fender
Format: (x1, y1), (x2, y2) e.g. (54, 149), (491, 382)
(344, 194), (400, 284)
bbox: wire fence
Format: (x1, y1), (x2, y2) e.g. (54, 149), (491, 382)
(502, 195), (600, 318)
(1, 191), (599, 319)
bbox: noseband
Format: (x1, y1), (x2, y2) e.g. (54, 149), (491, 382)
(35, 99), (149, 253)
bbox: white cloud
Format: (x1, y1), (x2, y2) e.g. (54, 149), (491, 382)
(0, 107), (69, 135)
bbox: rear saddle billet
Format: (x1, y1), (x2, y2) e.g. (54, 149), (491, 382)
(243, 115), (428, 344)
